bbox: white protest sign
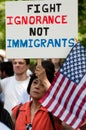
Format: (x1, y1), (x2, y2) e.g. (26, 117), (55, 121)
(6, 0), (78, 58)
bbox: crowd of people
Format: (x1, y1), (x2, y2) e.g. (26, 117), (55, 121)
(0, 56), (85, 130)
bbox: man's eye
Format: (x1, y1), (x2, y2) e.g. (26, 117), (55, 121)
(13, 62), (25, 65)
(18, 62), (25, 65)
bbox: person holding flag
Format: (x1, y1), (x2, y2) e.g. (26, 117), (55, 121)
(12, 60), (62, 130)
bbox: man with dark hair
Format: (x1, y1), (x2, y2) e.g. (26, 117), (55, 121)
(0, 59), (31, 115)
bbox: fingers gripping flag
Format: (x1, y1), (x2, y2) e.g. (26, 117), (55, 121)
(39, 42), (86, 129)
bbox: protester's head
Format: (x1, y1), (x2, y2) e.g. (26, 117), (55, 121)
(0, 61), (14, 79)
(12, 59), (30, 75)
(42, 60), (55, 82)
(27, 60), (55, 100)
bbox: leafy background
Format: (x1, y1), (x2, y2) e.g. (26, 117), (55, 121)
(0, 0), (86, 49)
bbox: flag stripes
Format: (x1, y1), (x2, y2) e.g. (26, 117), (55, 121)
(39, 42), (86, 129)
(40, 73), (86, 129)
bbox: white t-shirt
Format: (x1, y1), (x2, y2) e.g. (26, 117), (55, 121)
(0, 75), (30, 114)
(0, 122), (11, 130)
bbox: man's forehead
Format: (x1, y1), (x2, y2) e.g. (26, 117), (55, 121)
(13, 59), (25, 62)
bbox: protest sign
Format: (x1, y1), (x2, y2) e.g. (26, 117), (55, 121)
(6, 0), (78, 58)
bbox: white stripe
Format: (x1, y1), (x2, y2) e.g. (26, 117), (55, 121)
(48, 77), (68, 111)
(42, 74), (63, 106)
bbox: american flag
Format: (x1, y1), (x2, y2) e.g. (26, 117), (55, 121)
(39, 42), (86, 129)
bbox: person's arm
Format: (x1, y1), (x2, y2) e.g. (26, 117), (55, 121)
(35, 64), (51, 90)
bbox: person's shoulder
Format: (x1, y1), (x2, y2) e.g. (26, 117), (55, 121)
(21, 102), (30, 110)
(19, 102), (31, 111)
(0, 76), (14, 87)
(1, 75), (14, 82)
(12, 102), (30, 111)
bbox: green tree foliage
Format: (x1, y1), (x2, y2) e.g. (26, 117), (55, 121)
(78, 0), (86, 47)
(0, 0), (86, 49)
(0, 1), (5, 49)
